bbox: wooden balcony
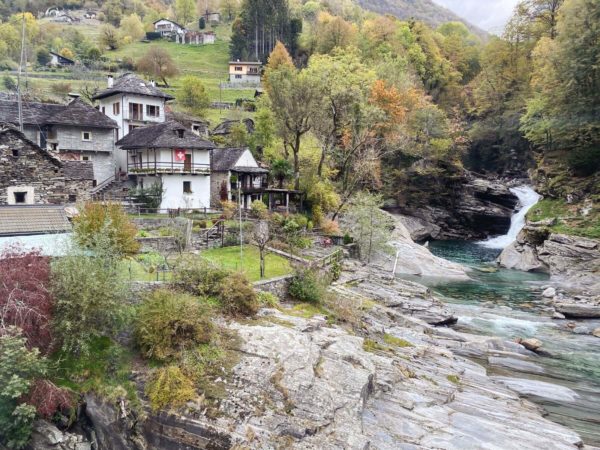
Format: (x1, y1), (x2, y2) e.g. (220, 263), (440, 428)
(128, 161), (210, 175)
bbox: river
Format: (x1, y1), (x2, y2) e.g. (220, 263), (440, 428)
(402, 187), (600, 445)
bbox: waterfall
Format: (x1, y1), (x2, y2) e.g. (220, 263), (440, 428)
(478, 185), (541, 249)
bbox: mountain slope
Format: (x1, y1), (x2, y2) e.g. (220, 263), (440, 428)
(355, 0), (487, 38)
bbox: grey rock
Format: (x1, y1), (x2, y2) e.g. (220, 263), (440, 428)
(555, 303), (600, 319)
(492, 377), (579, 402)
(518, 338), (543, 352)
(593, 328), (600, 338)
(552, 311), (566, 320)
(488, 356), (545, 374)
(572, 326), (590, 335)
(542, 287), (556, 298)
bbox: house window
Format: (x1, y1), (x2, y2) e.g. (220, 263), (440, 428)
(14, 192), (27, 203)
(50, 143), (58, 151)
(101, 106), (105, 114)
(235, 74), (242, 79)
(235, 66), (243, 71)
(129, 102), (143, 120)
(68, 194), (77, 202)
(146, 105), (160, 117)
(113, 102), (120, 115)
(183, 181), (192, 193)
(82, 131), (92, 141)
(82, 155), (90, 161)
(12, 149), (18, 157)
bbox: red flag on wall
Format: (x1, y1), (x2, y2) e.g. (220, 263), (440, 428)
(174, 149), (186, 161)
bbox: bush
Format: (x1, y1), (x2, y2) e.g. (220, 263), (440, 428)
(131, 183), (164, 211)
(0, 329), (48, 450)
(73, 202), (140, 257)
(250, 200), (269, 219)
(288, 268), (327, 303)
(135, 289), (214, 361)
(173, 255), (229, 297)
(321, 219), (340, 235)
(0, 246), (54, 353)
(145, 365), (195, 411)
(329, 259), (342, 281)
(257, 291), (279, 308)
(51, 254), (126, 356)
(218, 272), (259, 316)
(221, 200), (237, 219)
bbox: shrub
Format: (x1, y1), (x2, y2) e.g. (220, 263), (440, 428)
(173, 255), (229, 297)
(221, 200), (237, 219)
(21, 379), (72, 419)
(288, 268), (326, 303)
(131, 182), (163, 211)
(73, 202), (140, 257)
(250, 200), (269, 219)
(257, 291), (279, 308)
(0, 329), (47, 450)
(145, 365), (195, 411)
(135, 289), (214, 361)
(51, 254), (126, 356)
(0, 246), (54, 353)
(321, 219), (340, 235)
(329, 259), (342, 281)
(218, 272), (259, 316)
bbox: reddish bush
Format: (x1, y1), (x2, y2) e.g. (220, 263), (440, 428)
(22, 379), (73, 418)
(0, 245), (54, 352)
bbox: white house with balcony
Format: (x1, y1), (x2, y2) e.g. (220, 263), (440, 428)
(153, 18), (186, 37)
(93, 73), (174, 174)
(116, 121), (215, 210)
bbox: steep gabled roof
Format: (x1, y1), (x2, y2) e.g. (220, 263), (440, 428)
(211, 118), (255, 136)
(211, 147), (246, 171)
(0, 98), (117, 129)
(0, 124), (63, 167)
(116, 121), (215, 150)
(49, 51), (74, 64)
(92, 73), (175, 101)
(153, 18), (185, 29)
(0, 206), (72, 236)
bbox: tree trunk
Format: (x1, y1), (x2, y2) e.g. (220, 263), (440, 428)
(259, 248), (265, 278)
(293, 133), (301, 191)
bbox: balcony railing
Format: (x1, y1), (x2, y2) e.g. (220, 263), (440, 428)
(128, 161), (210, 175)
(231, 181), (269, 193)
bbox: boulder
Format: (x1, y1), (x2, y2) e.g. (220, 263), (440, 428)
(391, 214), (441, 241)
(593, 328), (600, 338)
(518, 338), (543, 352)
(552, 311), (566, 320)
(542, 287), (556, 298)
(555, 303), (600, 319)
(498, 241), (548, 273)
(572, 326), (590, 335)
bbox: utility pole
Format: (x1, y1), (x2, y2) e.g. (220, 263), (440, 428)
(238, 180), (243, 271)
(17, 13), (26, 132)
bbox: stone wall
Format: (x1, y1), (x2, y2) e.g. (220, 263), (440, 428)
(0, 127), (92, 205)
(136, 236), (181, 252)
(253, 274), (294, 299)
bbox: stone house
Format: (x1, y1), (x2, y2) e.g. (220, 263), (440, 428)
(175, 30), (216, 45)
(228, 61), (262, 86)
(117, 121), (215, 210)
(0, 97), (118, 185)
(0, 125), (93, 205)
(210, 147), (268, 208)
(93, 74), (174, 173)
(48, 51), (74, 67)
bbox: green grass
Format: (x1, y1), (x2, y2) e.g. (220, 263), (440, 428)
(51, 336), (139, 408)
(383, 333), (414, 348)
(527, 198), (600, 239)
(201, 245), (292, 281)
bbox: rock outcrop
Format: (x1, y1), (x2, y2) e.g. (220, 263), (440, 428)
(499, 228), (600, 289)
(386, 169), (519, 240)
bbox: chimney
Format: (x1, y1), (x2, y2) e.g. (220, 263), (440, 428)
(107, 75), (114, 88)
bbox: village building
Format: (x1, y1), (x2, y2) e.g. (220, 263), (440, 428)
(93, 73), (174, 173)
(116, 121), (214, 210)
(0, 97), (118, 185)
(0, 125), (94, 205)
(49, 51), (75, 67)
(153, 18), (186, 37)
(0, 205), (72, 238)
(168, 111), (210, 138)
(211, 118), (255, 138)
(228, 61), (262, 86)
(175, 30), (216, 45)
(203, 11), (221, 23)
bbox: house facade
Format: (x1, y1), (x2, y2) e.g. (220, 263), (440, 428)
(49, 51), (74, 67)
(210, 147), (268, 208)
(0, 97), (118, 185)
(93, 74), (174, 173)
(0, 125), (93, 205)
(228, 61), (262, 86)
(153, 18), (186, 37)
(117, 121), (215, 210)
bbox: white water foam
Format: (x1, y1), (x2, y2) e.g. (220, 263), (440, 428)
(479, 185), (541, 249)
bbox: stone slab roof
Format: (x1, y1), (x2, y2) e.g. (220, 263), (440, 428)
(211, 118), (255, 136)
(211, 147), (246, 171)
(0, 206), (71, 236)
(116, 120), (215, 150)
(231, 166), (268, 174)
(0, 98), (117, 129)
(92, 73), (174, 101)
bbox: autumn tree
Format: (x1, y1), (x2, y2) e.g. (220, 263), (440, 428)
(137, 46), (179, 86)
(175, 0), (197, 25)
(99, 24), (121, 50)
(314, 13), (356, 54)
(0, 247), (54, 353)
(178, 75), (210, 115)
(120, 13), (145, 42)
(252, 219), (271, 278)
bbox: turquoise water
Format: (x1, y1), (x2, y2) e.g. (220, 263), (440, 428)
(419, 241), (600, 445)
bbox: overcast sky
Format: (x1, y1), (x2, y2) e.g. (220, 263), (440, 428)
(432, 0), (520, 34)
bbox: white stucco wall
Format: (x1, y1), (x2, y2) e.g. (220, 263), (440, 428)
(141, 175), (211, 210)
(235, 149), (258, 167)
